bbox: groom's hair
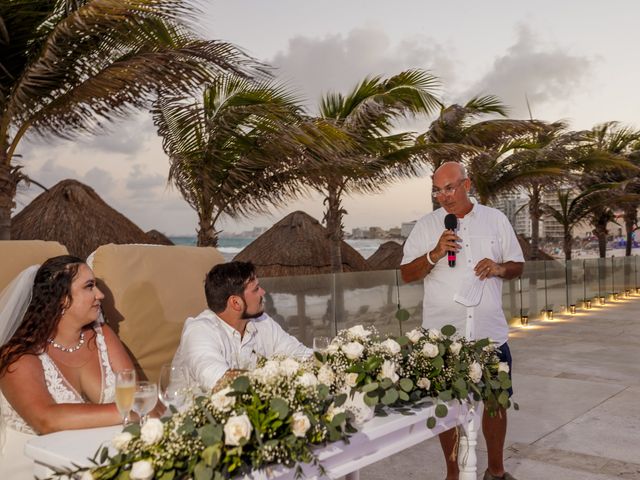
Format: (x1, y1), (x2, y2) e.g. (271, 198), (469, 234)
(205, 261), (257, 313)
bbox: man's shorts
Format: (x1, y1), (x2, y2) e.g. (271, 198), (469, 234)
(496, 342), (513, 397)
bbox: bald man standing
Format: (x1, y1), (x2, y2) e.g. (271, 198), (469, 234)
(401, 162), (524, 480)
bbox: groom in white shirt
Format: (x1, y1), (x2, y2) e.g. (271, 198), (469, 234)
(172, 261), (311, 391)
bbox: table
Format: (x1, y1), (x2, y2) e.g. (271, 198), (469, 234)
(25, 400), (478, 479)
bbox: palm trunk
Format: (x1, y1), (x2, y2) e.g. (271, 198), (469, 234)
(324, 180), (344, 273)
(529, 188), (542, 260)
(624, 205), (636, 256)
(0, 158), (20, 240)
(593, 213), (608, 258)
(196, 205), (218, 247)
(563, 230), (572, 260)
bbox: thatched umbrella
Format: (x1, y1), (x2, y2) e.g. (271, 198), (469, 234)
(367, 241), (404, 271)
(146, 229), (174, 246)
(11, 179), (156, 259)
(235, 210), (369, 276)
(235, 211), (369, 342)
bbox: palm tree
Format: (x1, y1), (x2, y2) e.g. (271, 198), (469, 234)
(307, 70), (442, 272)
(541, 185), (618, 260)
(580, 123), (640, 257)
(153, 76), (307, 246)
(0, 0), (260, 239)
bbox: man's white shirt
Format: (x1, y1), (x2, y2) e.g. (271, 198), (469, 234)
(172, 310), (312, 390)
(402, 201), (524, 345)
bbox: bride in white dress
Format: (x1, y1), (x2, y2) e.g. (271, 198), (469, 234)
(0, 255), (136, 479)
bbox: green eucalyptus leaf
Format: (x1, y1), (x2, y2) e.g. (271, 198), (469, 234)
(314, 351), (325, 362)
(361, 381), (379, 393)
(123, 423), (140, 436)
(330, 412), (347, 427)
(498, 391), (509, 408)
(453, 378), (467, 393)
(396, 336), (409, 346)
(231, 376), (250, 393)
(198, 424), (222, 446)
(432, 356), (444, 370)
(382, 388), (399, 405)
(194, 462), (213, 480)
(380, 378), (393, 389)
(435, 404), (448, 418)
(334, 393), (348, 407)
(498, 371), (510, 382)
(440, 324), (456, 337)
(395, 309), (410, 322)
(201, 445), (220, 468)
(438, 390), (452, 402)
(399, 378), (414, 392)
(270, 397), (290, 419)
(426, 416), (437, 429)
(514, 401), (520, 411)
(398, 390), (409, 401)
(99, 446), (109, 463)
(364, 392), (379, 407)
(159, 471), (175, 480)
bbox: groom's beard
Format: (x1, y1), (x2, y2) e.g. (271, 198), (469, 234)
(241, 297), (264, 320)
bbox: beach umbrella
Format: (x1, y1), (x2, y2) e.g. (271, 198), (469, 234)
(234, 210), (369, 276)
(146, 230), (174, 246)
(234, 211), (369, 341)
(367, 241), (404, 271)
(11, 179), (157, 259)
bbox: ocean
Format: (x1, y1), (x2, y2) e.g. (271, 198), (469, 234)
(168, 236), (396, 261)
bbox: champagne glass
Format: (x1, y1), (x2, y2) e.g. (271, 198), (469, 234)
(158, 364), (190, 413)
(133, 381), (158, 426)
(115, 369), (136, 427)
(313, 336), (331, 353)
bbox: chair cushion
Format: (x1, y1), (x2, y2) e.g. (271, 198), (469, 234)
(90, 244), (224, 383)
(0, 240), (69, 292)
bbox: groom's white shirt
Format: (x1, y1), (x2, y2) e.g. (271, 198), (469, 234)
(172, 309), (312, 390)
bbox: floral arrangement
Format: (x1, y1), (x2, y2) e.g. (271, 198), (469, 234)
(71, 325), (515, 480)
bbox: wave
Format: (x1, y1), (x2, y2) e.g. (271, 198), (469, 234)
(217, 246), (244, 254)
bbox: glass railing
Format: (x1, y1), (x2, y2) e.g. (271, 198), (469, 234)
(260, 255), (640, 344)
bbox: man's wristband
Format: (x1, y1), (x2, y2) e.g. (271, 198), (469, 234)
(426, 251), (436, 266)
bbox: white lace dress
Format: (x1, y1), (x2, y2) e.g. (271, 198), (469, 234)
(0, 325), (116, 479)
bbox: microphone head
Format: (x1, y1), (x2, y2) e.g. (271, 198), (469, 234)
(444, 213), (458, 230)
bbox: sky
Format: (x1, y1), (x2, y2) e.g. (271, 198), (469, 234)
(13, 1), (640, 236)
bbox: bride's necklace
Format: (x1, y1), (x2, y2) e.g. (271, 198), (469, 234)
(48, 331), (85, 353)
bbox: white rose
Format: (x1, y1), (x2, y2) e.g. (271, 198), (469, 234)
(483, 342), (497, 352)
(344, 391), (374, 426)
(297, 372), (319, 388)
(140, 418), (164, 446)
(111, 431), (133, 451)
(422, 342), (439, 358)
(380, 338), (401, 355)
(469, 362), (483, 383)
(347, 325), (372, 339)
(224, 413), (253, 446)
(417, 377), (431, 390)
(79, 470), (94, 480)
(257, 360), (280, 382)
(379, 360), (399, 383)
(317, 364), (335, 386)
(211, 386), (236, 412)
(326, 342), (340, 354)
(291, 412), (311, 437)
(428, 328), (443, 341)
(406, 329), (424, 343)
(342, 341), (365, 360)
(279, 358), (300, 376)
(345, 372), (359, 387)
(326, 403), (346, 422)
(130, 460), (154, 480)
(498, 362), (510, 374)
(449, 341), (462, 356)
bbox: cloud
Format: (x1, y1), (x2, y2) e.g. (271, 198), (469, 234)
(462, 25), (592, 118)
(75, 113), (157, 156)
(125, 164), (167, 199)
(271, 26), (455, 111)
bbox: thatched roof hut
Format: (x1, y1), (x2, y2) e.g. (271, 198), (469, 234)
(367, 241), (404, 271)
(146, 229), (174, 246)
(517, 234), (554, 261)
(234, 211), (369, 277)
(12, 179), (156, 259)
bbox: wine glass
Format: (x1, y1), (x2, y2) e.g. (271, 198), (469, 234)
(158, 364), (190, 413)
(115, 369), (136, 427)
(133, 381), (158, 426)
(313, 336), (331, 353)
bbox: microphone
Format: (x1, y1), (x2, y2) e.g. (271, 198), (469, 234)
(444, 214), (458, 268)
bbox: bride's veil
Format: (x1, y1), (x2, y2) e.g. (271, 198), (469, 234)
(0, 264), (38, 451)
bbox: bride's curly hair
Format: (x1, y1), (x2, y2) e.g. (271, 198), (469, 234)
(0, 255), (85, 376)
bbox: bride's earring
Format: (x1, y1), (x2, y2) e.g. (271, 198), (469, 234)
(60, 307), (66, 317)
